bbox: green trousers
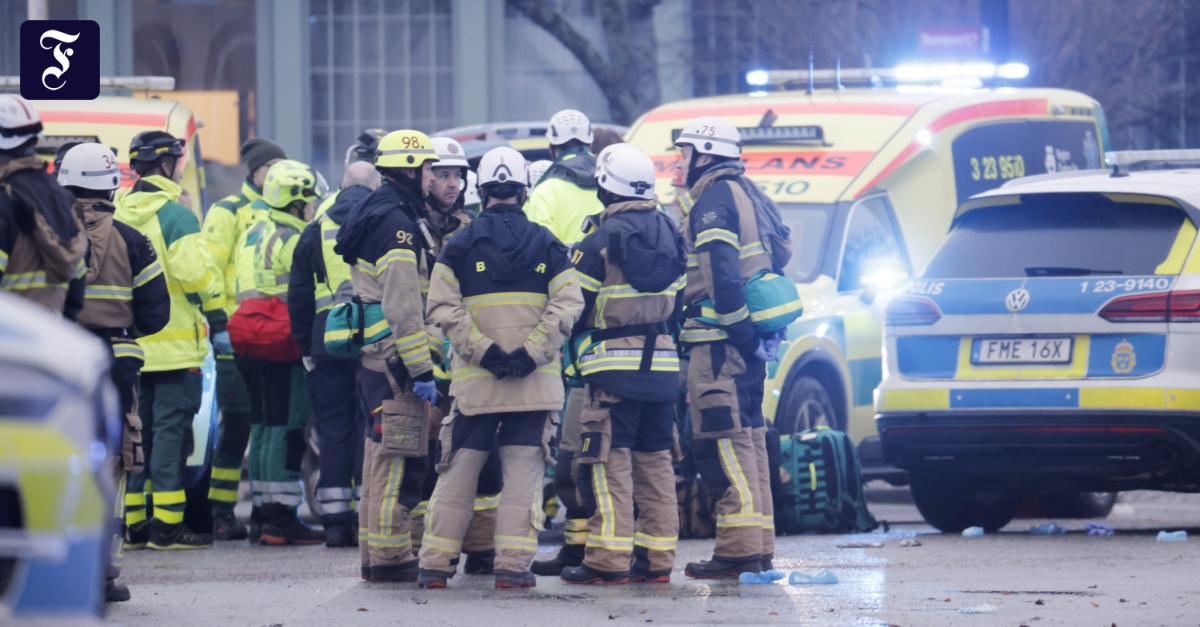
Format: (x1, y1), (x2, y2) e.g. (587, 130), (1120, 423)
(126, 368), (202, 526)
(237, 357), (311, 512)
(209, 356), (252, 517)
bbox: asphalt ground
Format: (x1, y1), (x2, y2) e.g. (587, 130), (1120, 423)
(104, 488), (1200, 627)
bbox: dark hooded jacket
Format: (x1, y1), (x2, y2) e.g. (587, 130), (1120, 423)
(289, 184), (372, 357)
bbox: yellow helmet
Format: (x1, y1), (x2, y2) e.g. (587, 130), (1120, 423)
(374, 130), (439, 169)
(262, 159), (320, 209)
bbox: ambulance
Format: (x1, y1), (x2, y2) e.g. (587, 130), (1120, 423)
(625, 67), (1110, 480)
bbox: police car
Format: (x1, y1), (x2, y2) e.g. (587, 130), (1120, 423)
(877, 150), (1200, 532)
(0, 292), (115, 624)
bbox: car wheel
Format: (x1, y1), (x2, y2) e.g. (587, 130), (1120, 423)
(1039, 491), (1117, 519)
(302, 420), (324, 521)
(775, 375), (840, 437)
(910, 473), (1021, 533)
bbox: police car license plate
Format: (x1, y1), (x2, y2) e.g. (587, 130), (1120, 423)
(971, 338), (1073, 365)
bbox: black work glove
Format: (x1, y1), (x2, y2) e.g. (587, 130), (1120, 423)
(481, 344), (513, 379)
(507, 347), (538, 378)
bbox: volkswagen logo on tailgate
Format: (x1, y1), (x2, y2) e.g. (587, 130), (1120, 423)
(1005, 288), (1030, 312)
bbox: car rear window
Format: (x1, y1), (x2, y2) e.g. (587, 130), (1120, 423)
(923, 194), (1194, 278)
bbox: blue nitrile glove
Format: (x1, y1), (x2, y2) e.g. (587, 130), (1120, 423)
(757, 330), (786, 362)
(211, 330), (232, 355)
(413, 379), (439, 404)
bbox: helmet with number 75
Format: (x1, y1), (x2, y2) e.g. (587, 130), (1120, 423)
(375, 130), (439, 169)
(673, 115), (742, 158)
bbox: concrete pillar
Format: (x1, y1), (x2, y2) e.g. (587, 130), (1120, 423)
(255, 0), (311, 162)
(654, 0), (693, 104)
(79, 0), (133, 76)
(452, 0), (497, 126)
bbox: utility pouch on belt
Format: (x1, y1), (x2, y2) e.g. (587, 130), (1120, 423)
(379, 362), (428, 458)
(324, 297), (389, 359)
(688, 270), (803, 333)
(577, 391), (615, 464)
(687, 343), (743, 439)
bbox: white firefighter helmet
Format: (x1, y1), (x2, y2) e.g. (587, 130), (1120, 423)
(431, 137), (470, 169)
(57, 143), (121, 191)
(595, 143), (656, 200)
(476, 146), (528, 188)
(0, 94), (43, 151)
(463, 170), (480, 206)
(674, 115), (742, 158)
(527, 159), (552, 187)
(547, 109), (594, 146)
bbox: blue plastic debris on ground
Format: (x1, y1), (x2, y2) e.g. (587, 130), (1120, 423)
(1085, 522), (1114, 536)
(962, 526), (984, 537)
(788, 570), (838, 585)
(1030, 522), (1066, 535)
(1157, 530), (1187, 542)
(738, 570), (787, 585)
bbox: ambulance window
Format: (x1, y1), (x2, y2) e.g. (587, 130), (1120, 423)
(778, 203), (832, 284)
(838, 197), (908, 292)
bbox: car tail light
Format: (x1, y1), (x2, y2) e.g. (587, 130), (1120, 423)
(1099, 290), (1200, 322)
(886, 295), (942, 326)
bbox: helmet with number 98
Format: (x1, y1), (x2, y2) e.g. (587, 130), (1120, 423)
(375, 130), (439, 169)
(673, 115), (742, 158)
(58, 143), (121, 191)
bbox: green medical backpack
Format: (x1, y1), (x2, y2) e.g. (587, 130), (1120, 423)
(776, 427), (878, 535)
(692, 270), (803, 333)
(323, 299), (389, 359)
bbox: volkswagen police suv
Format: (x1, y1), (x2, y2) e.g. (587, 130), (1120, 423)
(876, 150), (1200, 532)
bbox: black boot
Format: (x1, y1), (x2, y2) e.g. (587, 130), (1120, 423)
(213, 514), (248, 541)
(494, 569), (536, 589)
(464, 549), (495, 575)
(531, 542), (584, 576)
(561, 564), (629, 585)
(259, 504), (323, 546)
(684, 555), (762, 580)
(324, 523), (357, 548)
(105, 580), (131, 602)
(761, 554), (774, 572)
(148, 520), (213, 550)
(630, 546), (671, 583)
(368, 560), (419, 583)
(124, 522), (149, 550)
(418, 568), (454, 589)
(248, 506), (263, 544)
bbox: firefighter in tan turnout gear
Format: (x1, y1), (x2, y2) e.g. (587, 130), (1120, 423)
(417, 147), (583, 590)
(557, 143), (686, 585)
(675, 116), (783, 579)
(57, 142), (170, 602)
(0, 94), (88, 317)
(408, 137), (502, 576)
(334, 129), (441, 583)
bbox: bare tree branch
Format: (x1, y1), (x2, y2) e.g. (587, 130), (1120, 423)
(506, 0), (641, 123)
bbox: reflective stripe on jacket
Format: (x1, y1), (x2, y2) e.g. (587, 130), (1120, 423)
(234, 200), (306, 304)
(115, 175), (226, 371)
(203, 180), (265, 316)
(678, 167), (771, 348)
